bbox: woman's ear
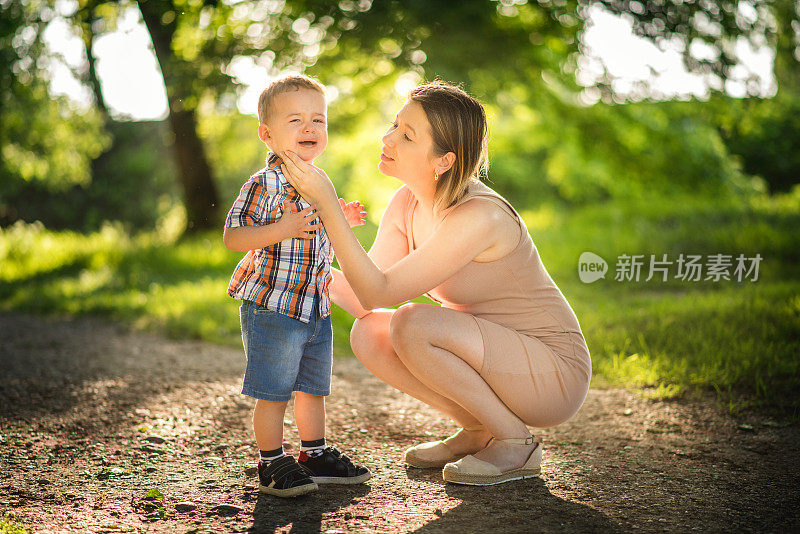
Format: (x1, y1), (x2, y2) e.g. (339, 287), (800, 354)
(436, 152), (456, 175)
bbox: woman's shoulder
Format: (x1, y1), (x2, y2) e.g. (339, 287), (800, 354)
(462, 180), (504, 201)
(447, 196), (506, 227)
(386, 185), (417, 214)
(449, 182), (510, 218)
(441, 182), (519, 242)
(393, 184), (414, 203)
(381, 185), (415, 227)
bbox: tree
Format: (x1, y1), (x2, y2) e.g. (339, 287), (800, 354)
(591, 0), (800, 193)
(135, 0), (219, 232)
(0, 0), (108, 225)
(74, 0), (111, 121)
(590, 0), (789, 94)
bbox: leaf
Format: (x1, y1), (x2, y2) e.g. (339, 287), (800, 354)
(141, 489), (165, 501)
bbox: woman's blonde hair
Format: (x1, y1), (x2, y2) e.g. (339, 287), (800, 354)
(408, 81), (488, 211)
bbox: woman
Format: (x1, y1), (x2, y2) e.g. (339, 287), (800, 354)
(280, 81), (591, 486)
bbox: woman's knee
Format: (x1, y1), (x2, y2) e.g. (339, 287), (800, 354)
(389, 303), (432, 353)
(350, 313), (387, 361)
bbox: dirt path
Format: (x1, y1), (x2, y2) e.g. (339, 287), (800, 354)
(1, 313), (798, 533)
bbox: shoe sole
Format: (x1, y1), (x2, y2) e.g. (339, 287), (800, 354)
(310, 472), (372, 485)
(442, 468), (541, 486)
(259, 481), (318, 497)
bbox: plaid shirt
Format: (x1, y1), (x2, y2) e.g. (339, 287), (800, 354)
(225, 153), (333, 322)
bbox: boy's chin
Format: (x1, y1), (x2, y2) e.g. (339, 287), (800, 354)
(295, 147), (324, 163)
(273, 145), (322, 163)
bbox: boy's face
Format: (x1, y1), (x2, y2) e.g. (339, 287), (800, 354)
(259, 88), (327, 163)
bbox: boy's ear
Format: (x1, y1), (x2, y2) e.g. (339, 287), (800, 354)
(258, 123), (271, 144)
(436, 152), (456, 175)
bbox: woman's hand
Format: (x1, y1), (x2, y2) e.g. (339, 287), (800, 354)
(339, 198), (367, 228)
(280, 151), (338, 209)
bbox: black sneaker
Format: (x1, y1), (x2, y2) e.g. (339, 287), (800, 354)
(258, 455), (318, 497)
(298, 446), (371, 485)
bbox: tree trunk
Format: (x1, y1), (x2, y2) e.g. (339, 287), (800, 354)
(136, 0), (219, 232)
(78, 1), (111, 121)
(168, 107), (219, 230)
(773, 0), (800, 97)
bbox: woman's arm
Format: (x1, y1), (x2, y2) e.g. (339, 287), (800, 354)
(329, 268), (371, 318)
(329, 186), (412, 317)
(364, 185), (412, 271)
(281, 153), (497, 309)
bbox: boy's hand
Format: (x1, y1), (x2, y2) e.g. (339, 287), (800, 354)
(339, 198), (367, 228)
(278, 200), (320, 240)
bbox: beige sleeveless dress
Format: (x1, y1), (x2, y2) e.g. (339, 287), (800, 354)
(401, 181), (591, 428)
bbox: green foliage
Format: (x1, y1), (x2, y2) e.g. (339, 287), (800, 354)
(5, 89), (781, 233)
(4, 0), (799, 231)
(0, 0), (109, 224)
(314, 0), (582, 91)
(139, 488), (167, 518)
(0, 219), (373, 352)
(528, 189), (800, 414)
(2, 121), (178, 231)
(198, 112), (266, 206)
(587, 283), (800, 411)
(701, 93), (800, 193)
(486, 94), (758, 205)
(0, 86), (107, 190)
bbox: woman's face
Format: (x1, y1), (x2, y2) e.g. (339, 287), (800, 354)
(379, 101), (438, 182)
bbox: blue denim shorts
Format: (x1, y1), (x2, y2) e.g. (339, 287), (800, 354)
(239, 298), (332, 401)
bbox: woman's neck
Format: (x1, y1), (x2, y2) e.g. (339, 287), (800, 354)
(405, 177), (437, 215)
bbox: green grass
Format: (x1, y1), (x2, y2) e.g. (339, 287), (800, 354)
(0, 220), (370, 355)
(2, 192), (798, 415)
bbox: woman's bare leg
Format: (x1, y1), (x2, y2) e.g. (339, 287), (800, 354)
(351, 310), (491, 454)
(388, 303), (538, 472)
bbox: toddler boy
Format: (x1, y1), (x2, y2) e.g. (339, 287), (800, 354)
(223, 75), (369, 497)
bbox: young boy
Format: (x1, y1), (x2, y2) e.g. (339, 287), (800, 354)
(223, 75), (370, 498)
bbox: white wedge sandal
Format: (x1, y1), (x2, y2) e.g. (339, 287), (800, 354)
(442, 435), (542, 486)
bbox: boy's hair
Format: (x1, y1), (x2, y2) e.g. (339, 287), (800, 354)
(257, 75), (326, 124)
(408, 80), (489, 212)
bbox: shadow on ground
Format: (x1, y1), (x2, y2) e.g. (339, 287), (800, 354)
(250, 486), (371, 533)
(400, 466), (620, 532)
